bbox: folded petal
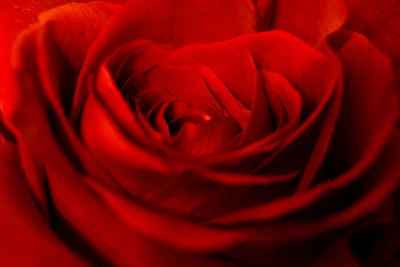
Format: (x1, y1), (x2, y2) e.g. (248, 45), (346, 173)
(310, 237), (362, 266)
(183, 31), (336, 173)
(343, 0), (400, 64)
(4, 1), (121, 214)
(0, 0), (119, 106)
(72, 0), (258, 117)
(173, 116), (241, 156)
(326, 30), (398, 174)
(0, 143), (88, 267)
(342, 0), (400, 116)
(42, 149), (243, 266)
(257, 0), (347, 49)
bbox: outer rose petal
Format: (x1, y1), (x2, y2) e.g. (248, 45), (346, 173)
(0, 113), (14, 143)
(255, 0), (347, 49)
(0, 143), (88, 266)
(84, 130), (400, 266)
(343, 0), (400, 65)
(2, 0), (119, 117)
(0, 0), (120, 108)
(310, 238), (362, 267)
(4, 1), (119, 216)
(341, 0), (400, 124)
(207, 30), (398, 226)
(326, 30), (398, 173)
(349, 195), (400, 266)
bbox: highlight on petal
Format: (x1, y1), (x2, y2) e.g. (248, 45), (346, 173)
(173, 116), (241, 156)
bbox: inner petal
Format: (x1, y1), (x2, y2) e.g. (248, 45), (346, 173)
(172, 116), (242, 156)
(164, 100), (216, 136)
(122, 64), (220, 108)
(116, 60), (248, 156)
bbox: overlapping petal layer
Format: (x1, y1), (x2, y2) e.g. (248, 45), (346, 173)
(1, 0), (399, 266)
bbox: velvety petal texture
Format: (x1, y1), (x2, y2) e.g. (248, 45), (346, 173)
(3, 0), (119, 215)
(0, 143), (88, 266)
(343, 0), (400, 65)
(255, 0), (347, 49)
(341, 0), (400, 124)
(1, 0), (399, 266)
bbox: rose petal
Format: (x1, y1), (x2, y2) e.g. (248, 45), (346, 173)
(147, 101), (171, 135)
(123, 64), (220, 109)
(178, 47), (258, 110)
(0, 143), (88, 266)
(208, 127), (400, 227)
(173, 116), (241, 156)
(261, 71), (302, 129)
(0, 0), (117, 71)
(349, 206), (400, 266)
(0, 1), (120, 109)
(81, 93), (171, 174)
(252, 0), (274, 30)
(203, 70), (302, 172)
(182, 31), (336, 173)
(96, 64), (169, 143)
(4, 2), (122, 213)
(310, 237), (362, 266)
(326, 30), (398, 174)
(342, 0), (400, 125)
(42, 149), (235, 266)
(90, 66), (299, 187)
(257, 0), (347, 49)
(82, 68), (301, 219)
(72, 0), (258, 119)
(343, 0), (400, 63)
(36, 2), (119, 70)
(183, 31), (334, 113)
(87, 129), (400, 265)
(240, 69), (275, 143)
(131, 88), (174, 114)
(295, 41), (343, 192)
(104, 40), (249, 128)
(80, 90), (274, 218)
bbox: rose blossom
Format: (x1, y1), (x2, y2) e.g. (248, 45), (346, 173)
(0, 0), (399, 266)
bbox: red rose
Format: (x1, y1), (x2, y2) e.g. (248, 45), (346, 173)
(0, 0), (399, 266)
